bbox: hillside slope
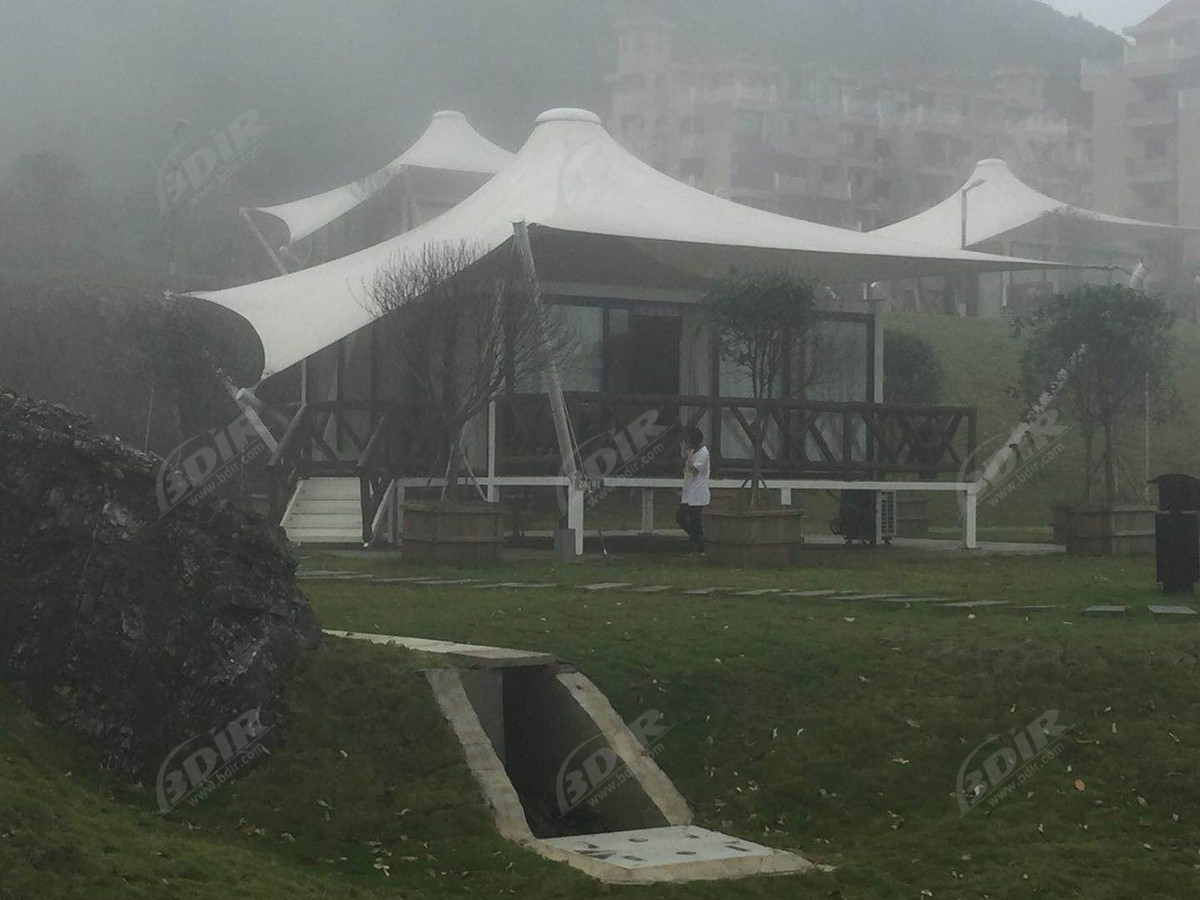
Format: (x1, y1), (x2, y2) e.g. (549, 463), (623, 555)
(886, 314), (1200, 537)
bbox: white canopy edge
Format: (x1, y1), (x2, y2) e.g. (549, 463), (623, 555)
(249, 110), (514, 246)
(873, 157), (1195, 249)
(189, 109), (1071, 385)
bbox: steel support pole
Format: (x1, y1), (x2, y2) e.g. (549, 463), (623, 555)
(487, 399), (498, 503)
(513, 221), (583, 554)
(239, 207), (290, 277)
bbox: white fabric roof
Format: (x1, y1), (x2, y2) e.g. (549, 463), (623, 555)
(873, 157), (1191, 249)
(250, 110), (513, 245)
(192, 109), (1067, 384)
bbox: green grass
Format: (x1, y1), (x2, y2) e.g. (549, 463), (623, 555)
(886, 314), (1200, 534)
(4, 550), (1200, 897)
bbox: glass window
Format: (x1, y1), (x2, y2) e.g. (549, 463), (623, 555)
(609, 308), (629, 337)
(516, 304), (604, 393)
(804, 320), (868, 402)
(554, 305), (604, 391)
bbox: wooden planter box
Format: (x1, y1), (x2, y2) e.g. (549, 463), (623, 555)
(703, 505), (806, 567)
(896, 495), (929, 538)
(1061, 504), (1155, 557)
(402, 501), (505, 565)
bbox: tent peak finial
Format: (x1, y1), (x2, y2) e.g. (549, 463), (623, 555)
(432, 110), (467, 120)
(535, 108), (602, 126)
(975, 158), (1010, 170)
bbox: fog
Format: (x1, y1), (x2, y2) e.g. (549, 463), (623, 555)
(0, 1), (609, 198)
(1, 0), (1134, 202)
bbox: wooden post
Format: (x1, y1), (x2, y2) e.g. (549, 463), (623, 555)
(640, 489), (655, 534)
(963, 484), (979, 550)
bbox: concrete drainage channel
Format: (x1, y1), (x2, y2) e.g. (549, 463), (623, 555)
(325, 629), (820, 885)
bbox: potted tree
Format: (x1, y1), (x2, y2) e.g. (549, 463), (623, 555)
(1019, 285), (1174, 555)
(883, 329), (945, 537)
(700, 272), (824, 566)
(369, 241), (571, 563)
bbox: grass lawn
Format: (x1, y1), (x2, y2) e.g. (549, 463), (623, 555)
(885, 314), (1200, 536)
(3, 548), (1200, 898)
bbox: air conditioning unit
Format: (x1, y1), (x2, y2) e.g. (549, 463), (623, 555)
(879, 491), (897, 543)
(832, 490), (896, 544)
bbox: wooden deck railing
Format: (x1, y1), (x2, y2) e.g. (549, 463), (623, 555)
(265, 392), (977, 522)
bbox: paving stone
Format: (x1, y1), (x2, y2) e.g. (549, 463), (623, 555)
(298, 572), (374, 581)
(499, 582), (559, 589)
(734, 588), (782, 597)
(540, 825), (811, 879)
(836, 593), (903, 601)
(942, 600), (1010, 608)
(371, 576), (437, 584)
(630, 585), (674, 594)
(1014, 605), (1060, 611)
(1148, 604), (1198, 616)
(682, 587), (725, 596)
(581, 582), (634, 591)
(876, 596), (953, 604)
(327, 630), (554, 666)
(1082, 605), (1127, 616)
(784, 590), (839, 598)
(407, 578), (482, 586)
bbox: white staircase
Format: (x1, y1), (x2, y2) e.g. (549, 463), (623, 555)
(281, 477), (364, 546)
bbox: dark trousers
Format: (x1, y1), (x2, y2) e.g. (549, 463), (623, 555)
(676, 504), (706, 552)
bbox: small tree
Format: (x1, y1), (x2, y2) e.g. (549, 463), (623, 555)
(703, 271), (825, 504)
(369, 241), (571, 501)
(1018, 285), (1174, 506)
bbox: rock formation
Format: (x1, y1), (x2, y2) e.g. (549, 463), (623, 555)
(0, 389), (320, 778)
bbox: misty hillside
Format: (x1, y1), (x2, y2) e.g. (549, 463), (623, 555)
(658, 0), (1122, 96)
(2, 0), (1123, 202)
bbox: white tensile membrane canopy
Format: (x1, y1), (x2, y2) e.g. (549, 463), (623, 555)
(249, 110), (514, 246)
(190, 109), (1069, 385)
(873, 157), (1192, 249)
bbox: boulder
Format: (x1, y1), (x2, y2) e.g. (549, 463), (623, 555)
(0, 389), (320, 778)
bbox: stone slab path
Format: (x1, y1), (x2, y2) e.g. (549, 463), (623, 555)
(298, 568), (1200, 622)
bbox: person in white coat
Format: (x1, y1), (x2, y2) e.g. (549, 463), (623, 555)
(676, 426), (710, 554)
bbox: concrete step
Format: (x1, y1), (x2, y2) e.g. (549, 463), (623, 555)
(285, 513), (361, 530)
(286, 500), (362, 514)
(297, 477), (360, 499)
(285, 504), (360, 518)
(283, 477), (365, 546)
(285, 528), (365, 545)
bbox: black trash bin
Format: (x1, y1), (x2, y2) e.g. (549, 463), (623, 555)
(1150, 474), (1200, 593)
(832, 490), (877, 545)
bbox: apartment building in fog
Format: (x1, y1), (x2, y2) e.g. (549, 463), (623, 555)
(1083, 0), (1200, 227)
(608, 16), (1090, 232)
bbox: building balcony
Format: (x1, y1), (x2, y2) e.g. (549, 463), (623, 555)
(904, 106), (966, 133)
(1081, 57), (1120, 90)
(1127, 158), (1178, 185)
(1123, 38), (1200, 79)
(772, 172), (851, 202)
(842, 146), (886, 170)
(918, 160), (962, 179)
(1126, 100), (1178, 129)
(841, 98), (882, 122)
